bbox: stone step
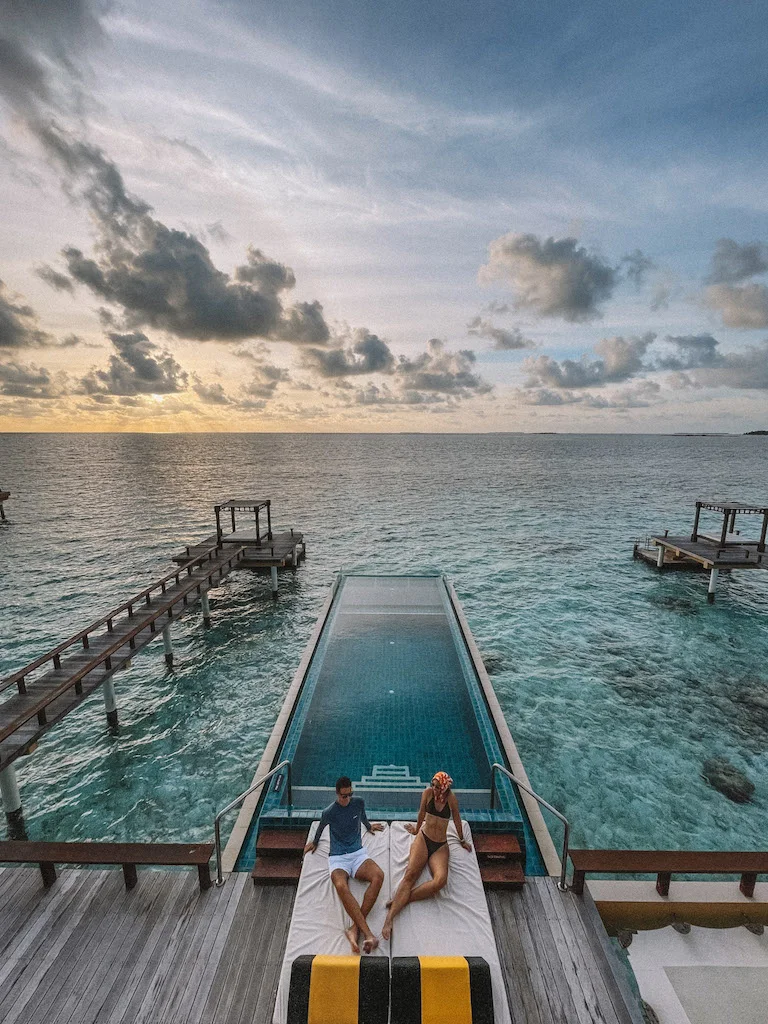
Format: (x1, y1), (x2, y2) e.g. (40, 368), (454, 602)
(256, 828), (309, 857)
(251, 856), (302, 885)
(479, 861), (525, 890)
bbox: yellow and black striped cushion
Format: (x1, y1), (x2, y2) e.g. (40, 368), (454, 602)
(287, 955), (389, 1024)
(390, 956), (494, 1024)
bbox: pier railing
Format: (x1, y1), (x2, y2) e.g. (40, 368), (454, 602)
(214, 759), (292, 886)
(490, 762), (571, 891)
(0, 542), (240, 700)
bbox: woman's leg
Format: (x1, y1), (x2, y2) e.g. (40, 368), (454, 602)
(382, 833), (429, 940)
(407, 843), (449, 902)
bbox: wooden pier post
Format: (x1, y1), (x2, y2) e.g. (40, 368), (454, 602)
(707, 567), (718, 603)
(719, 511), (729, 547)
(162, 624), (174, 666)
(759, 511), (768, 554)
(1, 763), (27, 839)
(270, 566), (279, 602)
(0, 502), (5, 521)
(103, 679), (119, 730)
(201, 588), (211, 627)
(656, 545), (665, 568)
(691, 501), (701, 541)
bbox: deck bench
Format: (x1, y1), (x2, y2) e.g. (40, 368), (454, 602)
(569, 849), (768, 897)
(0, 840), (215, 891)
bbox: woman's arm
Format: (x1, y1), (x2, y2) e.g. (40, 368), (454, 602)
(449, 791), (471, 850)
(406, 788), (429, 834)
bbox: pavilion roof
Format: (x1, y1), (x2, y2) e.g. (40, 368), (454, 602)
(215, 499), (270, 511)
(697, 499), (768, 514)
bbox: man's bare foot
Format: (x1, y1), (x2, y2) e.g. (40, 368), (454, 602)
(381, 919), (392, 942)
(363, 934), (379, 954)
(345, 925), (360, 954)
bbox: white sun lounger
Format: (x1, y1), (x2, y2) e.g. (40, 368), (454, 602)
(273, 821), (391, 1024)
(388, 820), (511, 1024)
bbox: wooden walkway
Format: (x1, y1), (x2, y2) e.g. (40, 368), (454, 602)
(0, 544), (246, 772)
(172, 531), (305, 570)
(488, 878), (643, 1024)
(0, 867), (293, 1024)
(0, 867), (642, 1024)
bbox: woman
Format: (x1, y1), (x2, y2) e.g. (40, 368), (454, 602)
(381, 771), (472, 940)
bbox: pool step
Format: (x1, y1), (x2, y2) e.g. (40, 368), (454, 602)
(256, 828), (309, 856)
(473, 831), (525, 890)
(252, 856), (302, 884)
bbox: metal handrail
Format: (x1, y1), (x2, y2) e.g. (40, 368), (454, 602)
(490, 762), (571, 892)
(213, 759), (292, 886)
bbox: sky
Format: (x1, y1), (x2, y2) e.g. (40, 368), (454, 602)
(1, 0), (768, 432)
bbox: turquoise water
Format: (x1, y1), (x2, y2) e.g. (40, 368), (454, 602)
(1, 433), (767, 858)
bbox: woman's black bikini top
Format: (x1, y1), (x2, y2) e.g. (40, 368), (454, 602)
(426, 795), (451, 819)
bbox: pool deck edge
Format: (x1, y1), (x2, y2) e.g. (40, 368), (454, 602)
(221, 575), (340, 873)
(444, 578), (561, 877)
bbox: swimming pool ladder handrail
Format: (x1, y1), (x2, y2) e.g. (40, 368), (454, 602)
(490, 762), (571, 892)
(213, 759), (292, 886)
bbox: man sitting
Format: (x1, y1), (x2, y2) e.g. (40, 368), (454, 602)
(304, 776), (385, 952)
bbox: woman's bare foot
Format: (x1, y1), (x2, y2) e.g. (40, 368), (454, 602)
(385, 899), (393, 909)
(381, 918), (393, 942)
(345, 925), (360, 954)
(363, 934), (379, 954)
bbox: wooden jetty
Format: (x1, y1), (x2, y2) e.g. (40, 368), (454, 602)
(634, 498), (768, 601)
(0, 498), (304, 837)
(0, 865), (641, 1024)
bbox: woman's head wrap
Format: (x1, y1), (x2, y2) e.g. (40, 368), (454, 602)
(431, 771), (453, 797)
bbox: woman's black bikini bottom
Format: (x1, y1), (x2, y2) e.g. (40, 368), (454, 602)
(422, 833), (448, 858)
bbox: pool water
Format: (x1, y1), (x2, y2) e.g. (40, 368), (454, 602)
(236, 575), (544, 871)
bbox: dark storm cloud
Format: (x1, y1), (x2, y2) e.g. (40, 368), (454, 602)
(706, 239), (768, 285)
(524, 333), (655, 389)
(0, 280), (52, 348)
(302, 329), (395, 377)
(467, 316), (533, 350)
(396, 339), (491, 398)
(31, 127), (332, 345)
(36, 264), (75, 293)
(703, 239), (768, 329)
(479, 232), (618, 322)
(80, 331), (188, 396)
(0, 360), (62, 398)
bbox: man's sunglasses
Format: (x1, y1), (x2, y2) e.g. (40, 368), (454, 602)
(338, 790), (353, 798)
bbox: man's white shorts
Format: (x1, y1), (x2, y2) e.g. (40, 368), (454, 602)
(328, 847), (370, 878)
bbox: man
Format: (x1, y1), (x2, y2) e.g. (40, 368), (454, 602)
(304, 776), (385, 953)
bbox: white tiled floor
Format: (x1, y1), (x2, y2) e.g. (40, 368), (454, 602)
(629, 925), (768, 1024)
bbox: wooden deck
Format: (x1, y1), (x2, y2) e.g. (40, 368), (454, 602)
(0, 867), (642, 1024)
(651, 535), (767, 569)
(0, 867), (294, 1024)
(0, 545), (246, 772)
(172, 531), (305, 570)
(488, 878), (643, 1024)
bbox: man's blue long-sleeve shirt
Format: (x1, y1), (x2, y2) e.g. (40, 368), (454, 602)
(311, 797), (371, 856)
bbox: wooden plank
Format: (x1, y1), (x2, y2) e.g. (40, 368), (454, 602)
(95, 871), (190, 1024)
(534, 877), (613, 1024)
(569, 849), (768, 874)
(513, 882), (571, 1024)
(241, 885), (295, 1024)
(21, 872), (126, 1024)
(170, 873), (248, 1024)
(0, 840), (214, 867)
(557, 889), (632, 1024)
(0, 868), (46, 946)
(490, 891), (545, 1024)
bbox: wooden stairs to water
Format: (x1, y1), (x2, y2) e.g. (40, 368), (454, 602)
(251, 828), (526, 889)
(474, 832), (525, 890)
(252, 828), (307, 884)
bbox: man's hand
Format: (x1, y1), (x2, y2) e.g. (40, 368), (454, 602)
(404, 822), (418, 835)
(303, 841), (317, 855)
(369, 823), (385, 833)
(460, 840), (472, 852)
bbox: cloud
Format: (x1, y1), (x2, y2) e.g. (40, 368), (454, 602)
(467, 317), (534, 351)
(0, 280), (52, 348)
(396, 339), (492, 399)
(242, 361), (291, 400)
(479, 232), (617, 322)
(80, 331), (189, 396)
(524, 333), (655, 389)
(704, 283), (768, 328)
(302, 328), (395, 377)
(0, 359), (63, 398)
(35, 264), (75, 292)
(193, 381), (233, 405)
(655, 334), (721, 370)
(706, 239), (768, 285)
(691, 340), (768, 390)
(29, 125), (331, 345)
(517, 379), (661, 409)
(621, 249), (655, 288)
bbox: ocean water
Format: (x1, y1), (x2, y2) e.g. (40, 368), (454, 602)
(1, 433), (767, 859)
